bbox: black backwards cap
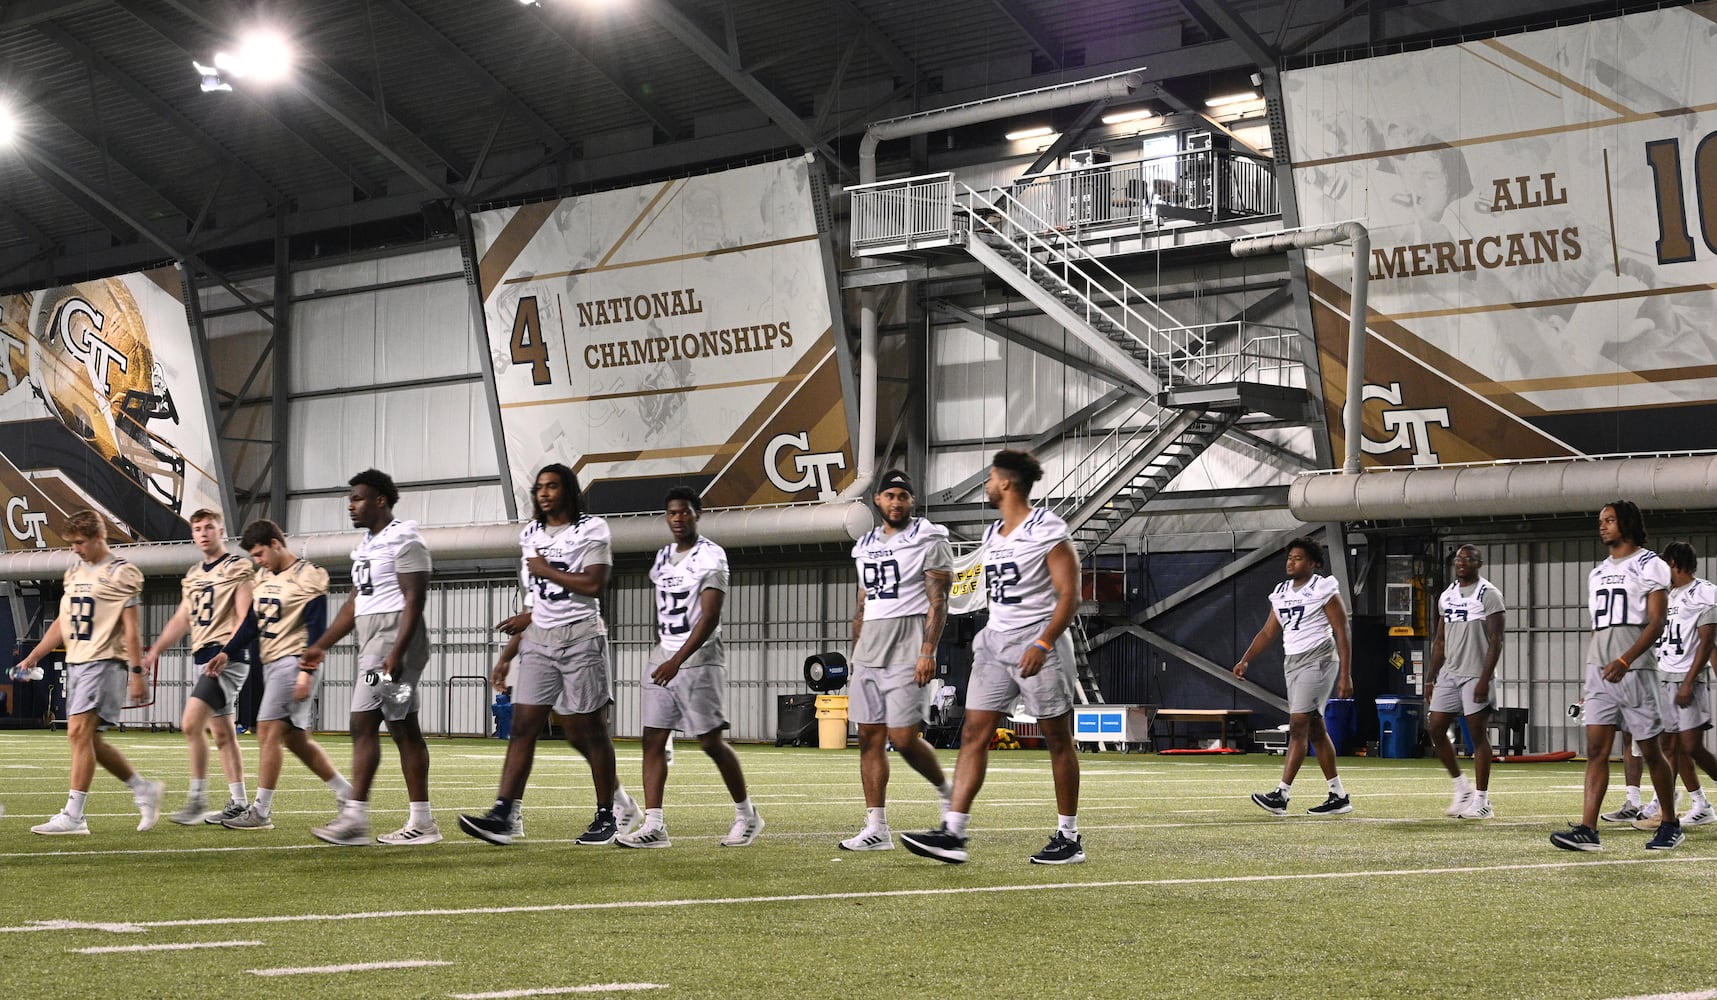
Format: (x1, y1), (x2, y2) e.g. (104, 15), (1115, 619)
(876, 470), (915, 494)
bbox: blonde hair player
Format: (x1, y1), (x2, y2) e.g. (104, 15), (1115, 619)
(142, 507), (257, 826)
(15, 509), (165, 835)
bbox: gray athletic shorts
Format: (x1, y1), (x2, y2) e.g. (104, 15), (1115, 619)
(349, 611), (431, 722)
(65, 659), (126, 722)
(1284, 641), (1339, 715)
(1583, 662), (1665, 739)
(190, 644), (251, 718)
(851, 662), (931, 728)
(640, 640), (727, 736)
(513, 625), (612, 716)
(965, 622), (1077, 719)
(1658, 674), (1712, 734)
(257, 655), (318, 730)
(1428, 675), (1494, 717)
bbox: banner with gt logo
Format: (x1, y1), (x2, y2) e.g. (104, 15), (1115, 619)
(0, 270), (224, 545)
(471, 157), (854, 513)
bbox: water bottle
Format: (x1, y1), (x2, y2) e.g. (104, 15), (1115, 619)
(364, 668), (413, 708)
(10, 664), (43, 682)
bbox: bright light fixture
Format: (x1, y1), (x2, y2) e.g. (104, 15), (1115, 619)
(517, 0), (540, 5)
(1206, 91), (1260, 107)
(1005, 125), (1054, 141)
(210, 27), (294, 85)
(192, 60), (233, 93)
(0, 104), (15, 145)
(1101, 108), (1156, 125)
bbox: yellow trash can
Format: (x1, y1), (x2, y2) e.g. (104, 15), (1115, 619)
(815, 694), (849, 749)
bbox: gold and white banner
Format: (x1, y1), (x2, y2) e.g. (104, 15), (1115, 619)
(1283, 3), (1717, 465)
(472, 158), (853, 512)
(0, 270), (224, 547)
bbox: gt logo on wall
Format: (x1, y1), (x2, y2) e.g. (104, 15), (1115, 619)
(472, 158), (854, 513)
(1283, 2), (1717, 465)
(0, 271), (223, 544)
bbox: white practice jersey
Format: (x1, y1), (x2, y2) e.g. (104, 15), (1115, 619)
(351, 519), (433, 617)
(1589, 550), (1670, 633)
(1271, 574), (1342, 656)
(853, 517), (953, 621)
(1437, 577), (1505, 679)
(520, 516), (611, 629)
(649, 536), (729, 652)
(981, 508), (1071, 631)
(1657, 577), (1717, 678)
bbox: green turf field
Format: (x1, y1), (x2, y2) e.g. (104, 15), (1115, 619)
(0, 730), (1707, 999)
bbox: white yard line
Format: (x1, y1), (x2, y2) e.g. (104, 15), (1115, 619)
(451, 985), (668, 998)
(75, 939), (262, 954)
(248, 960), (452, 977)
(1601, 992), (1717, 1000)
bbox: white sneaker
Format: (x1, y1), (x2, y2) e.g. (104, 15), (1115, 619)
(613, 790), (641, 836)
(1683, 804), (1717, 827)
(310, 811), (373, 846)
(839, 826), (893, 851)
(32, 811), (90, 835)
(378, 820), (443, 846)
(1459, 799), (1494, 820)
(1444, 786), (1474, 818)
(721, 810), (764, 847)
(616, 826), (671, 849)
(168, 795), (209, 826)
(1642, 799), (1663, 820)
(134, 779), (166, 832)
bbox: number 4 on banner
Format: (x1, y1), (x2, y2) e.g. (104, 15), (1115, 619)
(510, 296), (552, 385)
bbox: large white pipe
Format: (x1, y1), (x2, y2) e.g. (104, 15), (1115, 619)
(0, 503), (875, 581)
(1232, 221), (1369, 473)
(1289, 456), (1717, 521)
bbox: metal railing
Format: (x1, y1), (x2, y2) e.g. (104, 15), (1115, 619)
(1040, 395), (1174, 524)
(849, 171), (957, 254)
(1166, 323), (1304, 386)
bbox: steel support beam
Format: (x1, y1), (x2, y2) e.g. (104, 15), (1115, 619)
(527, 5), (685, 140)
(453, 204), (518, 522)
(0, 0), (107, 29)
(1091, 624), (1292, 714)
(929, 300), (1137, 391)
(1282, 0), (1369, 56)
(989, 0), (1063, 69)
(932, 387), (1133, 506)
(820, 0), (917, 82)
(1013, 99), (1114, 183)
(269, 216), (291, 525)
(25, 104), (204, 223)
(178, 265), (239, 526)
(1178, 0), (1277, 68)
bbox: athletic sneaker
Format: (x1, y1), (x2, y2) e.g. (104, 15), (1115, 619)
(613, 790), (640, 836)
(900, 825), (969, 864)
(1641, 799), (1663, 820)
(1307, 793), (1353, 816)
(1550, 823), (1602, 851)
(134, 779), (166, 832)
(576, 809), (619, 846)
(1600, 803), (1644, 823)
(204, 799), (247, 825)
(1250, 790), (1289, 815)
(168, 795), (209, 826)
(310, 812), (373, 846)
(1646, 821), (1685, 851)
(720, 810), (764, 847)
(1459, 800), (1494, 820)
(1029, 831), (1086, 865)
(221, 805), (273, 830)
(1682, 804), (1717, 827)
(839, 826), (893, 851)
(378, 821), (443, 846)
(615, 826), (672, 849)
(1630, 815), (1662, 832)
(458, 810), (514, 846)
(1444, 787), (1474, 818)
(31, 811), (90, 836)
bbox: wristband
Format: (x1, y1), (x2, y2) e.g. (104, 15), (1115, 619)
(128, 665), (144, 675)
(1616, 656), (1631, 668)
(1030, 639), (1053, 655)
(298, 667), (317, 674)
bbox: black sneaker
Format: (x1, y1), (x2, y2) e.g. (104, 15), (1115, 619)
(1646, 821), (1685, 851)
(576, 809), (619, 846)
(900, 825), (969, 864)
(1550, 823), (1602, 851)
(1250, 790), (1289, 815)
(1307, 793), (1353, 816)
(1029, 831), (1086, 865)
(457, 810), (514, 846)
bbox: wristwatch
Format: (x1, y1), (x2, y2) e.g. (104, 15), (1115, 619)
(128, 665), (145, 674)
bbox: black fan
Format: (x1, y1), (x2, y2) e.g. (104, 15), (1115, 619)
(803, 651), (849, 693)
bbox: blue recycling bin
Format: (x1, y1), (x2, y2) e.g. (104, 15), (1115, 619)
(491, 693), (514, 740)
(1323, 698), (1357, 755)
(1376, 695), (1424, 758)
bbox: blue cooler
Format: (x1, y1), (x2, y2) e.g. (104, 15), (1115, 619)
(492, 692), (513, 739)
(1376, 695), (1424, 758)
(1323, 698), (1358, 755)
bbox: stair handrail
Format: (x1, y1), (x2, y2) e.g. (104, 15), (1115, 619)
(1041, 395), (1171, 522)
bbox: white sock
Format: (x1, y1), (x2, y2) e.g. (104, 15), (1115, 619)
(866, 806), (887, 830)
(734, 797), (755, 818)
(1328, 776), (1346, 797)
(1057, 813), (1078, 837)
(1626, 785), (1642, 806)
(1276, 782), (1292, 797)
(1453, 775), (1472, 794)
(346, 799), (369, 820)
(408, 801), (433, 827)
(945, 810), (970, 836)
(327, 774), (352, 800)
(644, 807), (665, 830)
(255, 788), (274, 814)
(1474, 789), (1489, 804)
(189, 777), (208, 797)
(228, 781), (248, 805)
(125, 774), (151, 794)
(66, 789), (88, 820)
(937, 779), (954, 799)
(1694, 789), (1710, 809)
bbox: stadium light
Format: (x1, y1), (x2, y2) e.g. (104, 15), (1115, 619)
(1101, 107), (1156, 125)
(1206, 91), (1260, 107)
(1004, 125), (1054, 141)
(0, 103), (15, 146)
(196, 26), (294, 92)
